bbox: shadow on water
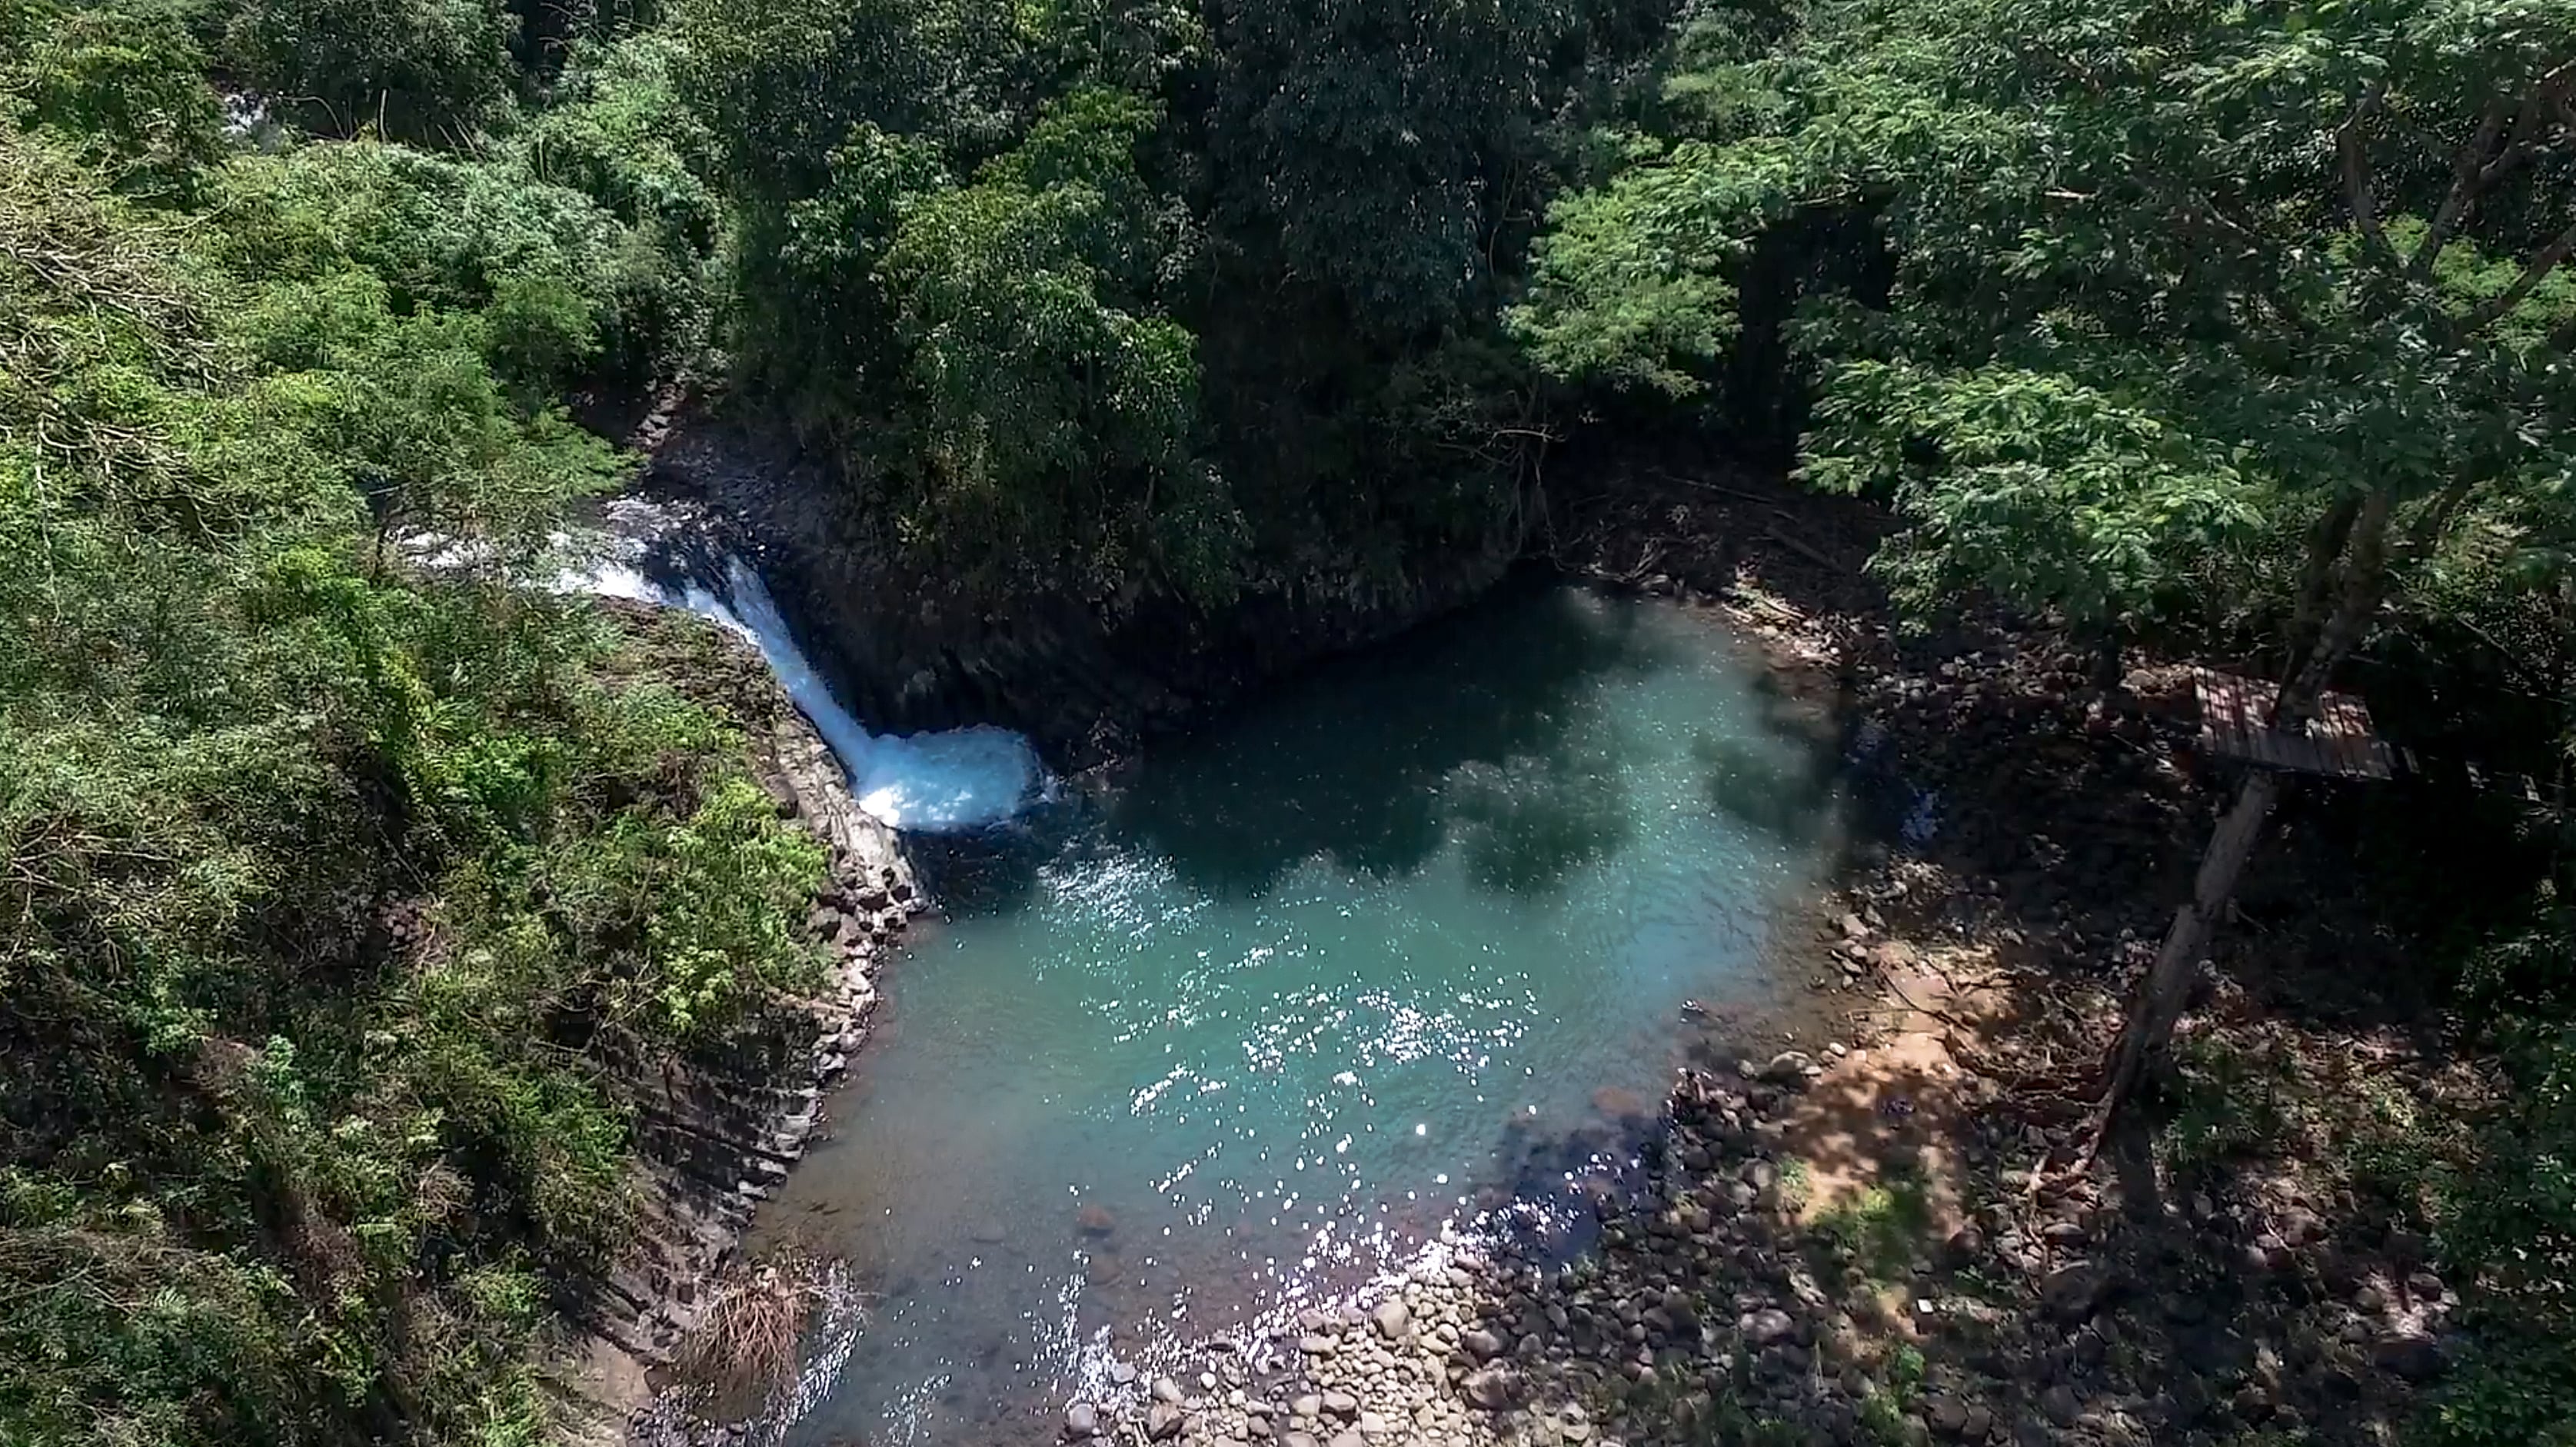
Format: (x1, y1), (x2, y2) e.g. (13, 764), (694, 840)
(1697, 731), (1841, 849)
(1112, 579), (1673, 900)
(1444, 750), (1635, 894)
(915, 578), (1854, 923)
(919, 579), (1696, 916)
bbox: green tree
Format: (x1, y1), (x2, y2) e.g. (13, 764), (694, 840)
(667, 0), (1656, 607)
(1516, 0), (2576, 1128)
(0, 78), (820, 1445)
(1200, 0), (1573, 339)
(876, 88), (1228, 599)
(8, 0), (226, 202)
(223, 0), (518, 141)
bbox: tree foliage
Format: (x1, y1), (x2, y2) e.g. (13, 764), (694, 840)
(222, 0), (521, 140)
(664, 0), (1672, 605)
(0, 34), (822, 1447)
(1200, 0), (1570, 338)
(1517, 5), (2576, 1439)
(879, 88), (1221, 598)
(1522, 0), (2576, 644)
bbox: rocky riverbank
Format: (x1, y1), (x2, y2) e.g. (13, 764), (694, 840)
(554, 605), (925, 1445)
(1054, 900), (2456, 1447)
(1042, 454), (2465, 1447)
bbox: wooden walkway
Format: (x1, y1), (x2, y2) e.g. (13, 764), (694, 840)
(2194, 668), (2398, 780)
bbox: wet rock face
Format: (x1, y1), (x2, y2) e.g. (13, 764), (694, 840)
(647, 420), (1517, 766)
(591, 611), (927, 1445)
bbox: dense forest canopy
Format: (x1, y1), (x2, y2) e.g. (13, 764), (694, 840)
(0, 3), (827, 1442)
(5, 0), (2576, 1443)
(666, 0), (1642, 602)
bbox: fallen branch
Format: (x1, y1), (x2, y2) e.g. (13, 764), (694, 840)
(1653, 468), (1787, 507)
(1765, 520), (1850, 573)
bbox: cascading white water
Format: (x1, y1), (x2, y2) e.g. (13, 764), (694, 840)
(560, 506), (1045, 833)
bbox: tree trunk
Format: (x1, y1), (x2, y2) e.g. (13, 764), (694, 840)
(2091, 624), (2125, 694)
(2095, 766), (2280, 1129)
(2279, 493), (2361, 684)
(2095, 489), (2394, 1139)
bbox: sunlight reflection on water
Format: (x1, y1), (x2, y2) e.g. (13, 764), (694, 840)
(747, 580), (1839, 1446)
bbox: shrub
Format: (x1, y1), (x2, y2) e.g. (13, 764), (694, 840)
(222, 0), (518, 141)
(12, 0), (227, 202)
(2416, 1029), (2576, 1447)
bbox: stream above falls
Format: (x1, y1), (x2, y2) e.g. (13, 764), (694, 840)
(706, 574), (1845, 1447)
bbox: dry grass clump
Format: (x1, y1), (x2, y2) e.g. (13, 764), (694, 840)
(676, 1251), (833, 1398)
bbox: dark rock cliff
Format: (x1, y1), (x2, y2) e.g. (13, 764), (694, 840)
(642, 417), (1519, 767)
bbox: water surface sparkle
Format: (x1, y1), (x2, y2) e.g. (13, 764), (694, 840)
(762, 581), (1838, 1445)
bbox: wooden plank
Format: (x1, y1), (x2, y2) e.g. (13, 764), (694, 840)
(2193, 667), (2395, 781)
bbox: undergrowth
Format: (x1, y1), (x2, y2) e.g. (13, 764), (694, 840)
(1812, 1166), (1935, 1286)
(0, 62), (821, 1447)
(2410, 1027), (2576, 1447)
(2145, 1017), (2573, 1447)
(2156, 1033), (2293, 1179)
(1855, 1343), (1925, 1445)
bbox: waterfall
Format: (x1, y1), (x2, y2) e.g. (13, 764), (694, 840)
(564, 507), (1045, 834)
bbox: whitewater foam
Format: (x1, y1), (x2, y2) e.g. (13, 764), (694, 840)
(557, 525), (1043, 834)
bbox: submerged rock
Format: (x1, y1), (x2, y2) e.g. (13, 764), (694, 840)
(1591, 1086), (1650, 1121)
